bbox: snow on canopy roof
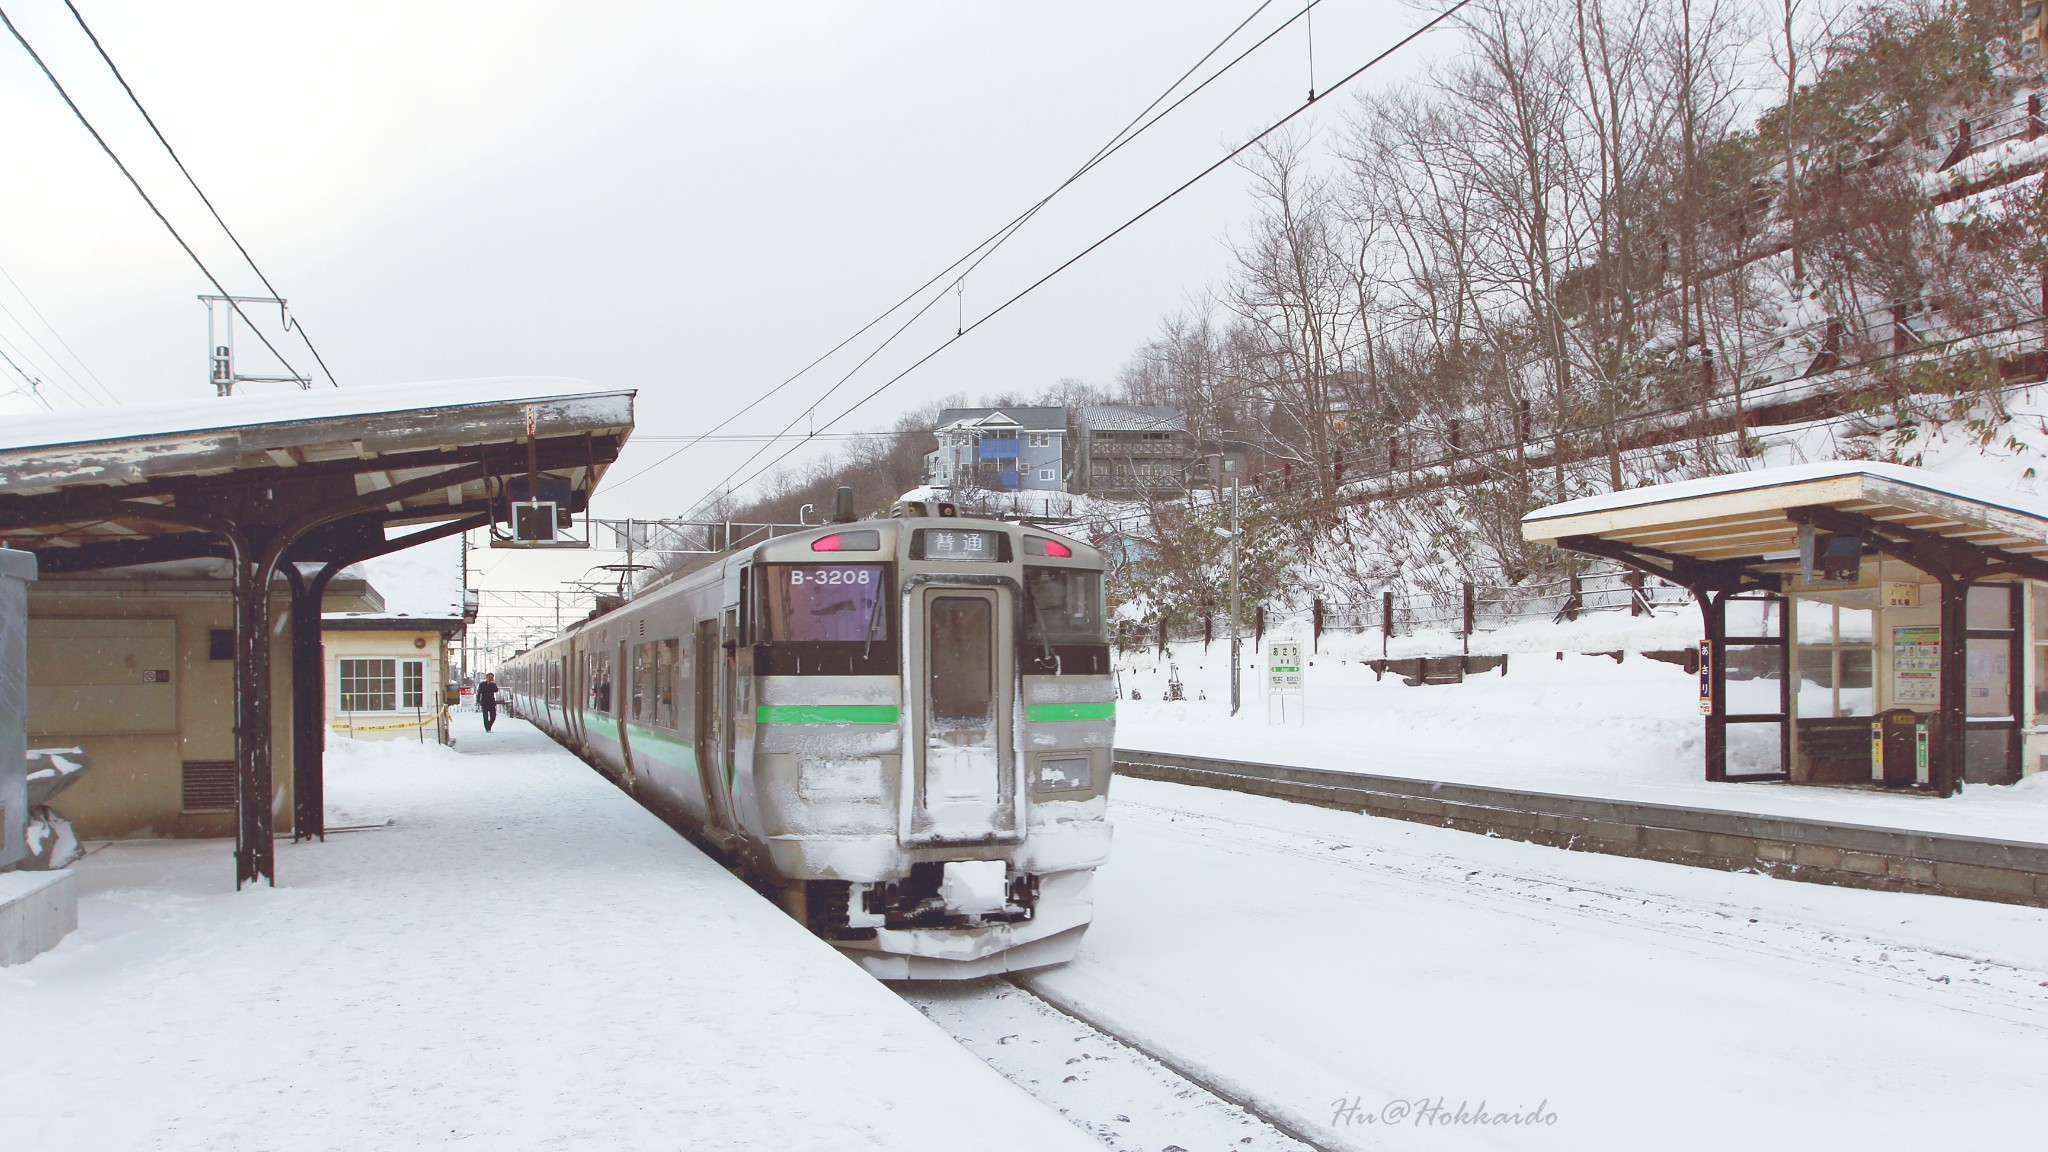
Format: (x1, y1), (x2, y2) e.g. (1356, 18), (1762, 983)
(1523, 461), (2048, 529)
(0, 376), (618, 453)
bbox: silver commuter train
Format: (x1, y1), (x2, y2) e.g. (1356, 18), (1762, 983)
(498, 500), (1115, 978)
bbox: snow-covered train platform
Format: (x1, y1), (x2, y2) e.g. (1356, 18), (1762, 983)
(0, 715), (1095, 1152)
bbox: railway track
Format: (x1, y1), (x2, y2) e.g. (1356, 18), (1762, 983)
(899, 975), (1328, 1152)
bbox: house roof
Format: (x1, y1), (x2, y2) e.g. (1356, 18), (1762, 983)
(1079, 405), (1186, 433)
(934, 407), (1067, 432)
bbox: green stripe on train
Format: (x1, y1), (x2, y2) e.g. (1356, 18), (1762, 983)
(755, 704), (900, 725)
(1025, 701), (1116, 722)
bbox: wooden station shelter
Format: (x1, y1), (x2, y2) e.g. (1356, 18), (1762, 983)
(1524, 462), (2048, 796)
(0, 379), (635, 885)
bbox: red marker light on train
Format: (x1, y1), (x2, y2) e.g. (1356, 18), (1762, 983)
(812, 534), (843, 552)
(1042, 539), (1072, 558)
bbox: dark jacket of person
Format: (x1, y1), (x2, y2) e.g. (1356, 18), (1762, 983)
(477, 679), (499, 706)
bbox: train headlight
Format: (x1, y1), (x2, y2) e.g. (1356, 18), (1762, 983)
(1035, 757), (1092, 792)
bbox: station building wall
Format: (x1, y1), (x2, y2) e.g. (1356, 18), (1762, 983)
(24, 573), (370, 840)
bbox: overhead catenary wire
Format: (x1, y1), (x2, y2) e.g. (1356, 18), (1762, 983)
(700, 0), (1478, 509)
(0, 344), (56, 409)
(0, 5), (312, 390)
(0, 327), (92, 409)
(680, 1), (1351, 510)
(610, 0), (1314, 496)
(0, 257), (119, 405)
(60, 0), (339, 389)
(0, 294), (105, 407)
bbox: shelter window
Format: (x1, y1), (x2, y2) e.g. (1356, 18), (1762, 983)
(401, 660), (426, 710)
(1795, 603), (1874, 718)
(2033, 584), (2048, 723)
(339, 659), (397, 713)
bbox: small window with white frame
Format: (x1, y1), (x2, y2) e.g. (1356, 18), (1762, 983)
(339, 658), (397, 712)
(1029, 432), (1051, 447)
(1039, 467), (1055, 481)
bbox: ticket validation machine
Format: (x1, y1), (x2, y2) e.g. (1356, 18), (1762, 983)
(1869, 708), (1932, 788)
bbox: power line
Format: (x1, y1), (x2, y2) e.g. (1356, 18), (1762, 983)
(0, 5), (312, 390)
(673, 1), (1341, 508)
(0, 258), (119, 404)
(705, 0), (1477, 507)
(0, 294), (103, 406)
(60, 0), (339, 389)
(609, 0), (1311, 495)
(0, 344), (55, 409)
(0, 329), (90, 409)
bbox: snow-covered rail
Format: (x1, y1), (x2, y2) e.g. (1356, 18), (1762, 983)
(900, 976), (1326, 1152)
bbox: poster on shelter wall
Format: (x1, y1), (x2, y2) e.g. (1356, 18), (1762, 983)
(1892, 625), (1940, 706)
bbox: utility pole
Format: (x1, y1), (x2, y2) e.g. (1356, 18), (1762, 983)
(1229, 476), (1241, 716)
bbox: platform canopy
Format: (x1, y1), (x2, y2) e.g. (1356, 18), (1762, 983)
(0, 377), (635, 885)
(1521, 461), (2048, 588)
(0, 377), (633, 571)
(1524, 462), (2048, 796)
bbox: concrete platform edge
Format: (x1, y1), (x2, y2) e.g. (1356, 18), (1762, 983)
(1114, 749), (2048, 907)
(0, 868), (77, 965)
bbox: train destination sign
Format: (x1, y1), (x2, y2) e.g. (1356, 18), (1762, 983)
(914, 528), (1009, 561)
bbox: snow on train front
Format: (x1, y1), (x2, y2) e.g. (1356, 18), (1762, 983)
(499, 505), (1116, 980)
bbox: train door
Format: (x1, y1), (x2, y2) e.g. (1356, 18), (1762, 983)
(616, 638), (636, 784)
(566, 644), (587, 749)
(906, 585), (1018, 843)
(721, 605), (740, 787)
(693, 619), (736, 832)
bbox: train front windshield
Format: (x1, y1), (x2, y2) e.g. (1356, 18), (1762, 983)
(756, 563), (896, 674)
(1024, 566), (1108, 674)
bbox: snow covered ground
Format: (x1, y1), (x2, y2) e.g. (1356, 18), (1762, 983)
(0, 715), (1095, 1152)
(1117, 643), (2048, 844)
(1030, 776), (2048, 1151)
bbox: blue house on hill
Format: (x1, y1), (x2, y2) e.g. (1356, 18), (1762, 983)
(925, 407), (1067, 492)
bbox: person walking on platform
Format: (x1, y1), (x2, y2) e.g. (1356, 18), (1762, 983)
(478, 673), (500, 732)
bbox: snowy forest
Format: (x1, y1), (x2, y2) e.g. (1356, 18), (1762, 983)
(682, 0), (2048, 634)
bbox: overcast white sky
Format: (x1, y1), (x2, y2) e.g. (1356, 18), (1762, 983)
(0, 0), (1434, 610)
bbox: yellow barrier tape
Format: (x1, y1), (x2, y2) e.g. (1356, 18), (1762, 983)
(331, 707), (449, 733)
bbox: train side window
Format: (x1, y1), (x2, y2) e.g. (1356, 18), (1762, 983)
(587, 651), (613, 713)
(739, 565), (753, 646)
(631, 642), (657, 722)
(659, 638), (680, 728)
